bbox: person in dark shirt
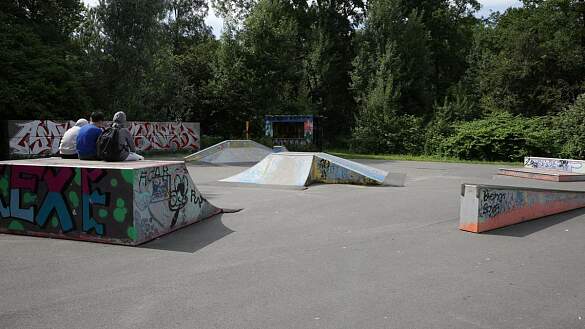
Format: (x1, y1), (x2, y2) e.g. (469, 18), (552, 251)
(76, 111), (105, 160)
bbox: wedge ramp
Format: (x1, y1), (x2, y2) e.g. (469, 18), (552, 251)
(184, 140), (272, 164)
(220, 152), (405, 187)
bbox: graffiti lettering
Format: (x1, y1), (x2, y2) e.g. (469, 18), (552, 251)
(8, 120), (200, 157)
(524, 157), (584, 173)
(0, 166), (109, 234)
(130, 122), (198, 152)
(9, 120), (74, 156)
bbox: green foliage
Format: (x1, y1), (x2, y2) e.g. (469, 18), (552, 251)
(438, 113), (559, 161)
(0, 0), (91, 119)
(467, 0), (585, 116)
(352, 43), (423, 154)
(556, 94), (585, 159)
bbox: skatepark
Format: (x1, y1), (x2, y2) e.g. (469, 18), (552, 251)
(1, 151), (585, 329)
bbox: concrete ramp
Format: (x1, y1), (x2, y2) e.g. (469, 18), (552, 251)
(221, 152), (404, 187)
(184, 140), (272, 164)
(459, 183), (585, 233)
(0, 158), (222, 245)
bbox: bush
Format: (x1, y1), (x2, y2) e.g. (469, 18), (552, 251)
(351, 110), (423, 155)
(437, 113), (559, 161)
(200, 135), (224, 149)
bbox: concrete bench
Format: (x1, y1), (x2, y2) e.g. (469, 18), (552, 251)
(459, 183), (585, 233)
(0, 158), (221, 245)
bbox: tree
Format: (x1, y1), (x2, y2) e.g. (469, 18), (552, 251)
(0, 0), (91, 119)
(467, 0), (585, 116)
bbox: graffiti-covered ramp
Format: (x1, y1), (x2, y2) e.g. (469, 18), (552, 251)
(0, 158), (221, 245)
(220, 152), (405, 187)
(184, 140), (273, 164)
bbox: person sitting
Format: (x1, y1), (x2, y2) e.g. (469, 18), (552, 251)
(58, 119), (88, 159)
(112, 111), (144, 161)
(76, 111), (104, 160)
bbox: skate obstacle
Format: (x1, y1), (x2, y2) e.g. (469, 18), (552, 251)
(0, 158), (221, 245)
(221, 152), (405, 187)
(499, 156), (585, 182)
(459, 183), (585, 233)
(185, 140), (274, 164)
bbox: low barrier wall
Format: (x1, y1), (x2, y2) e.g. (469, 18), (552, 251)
(4, 120), (200, 159)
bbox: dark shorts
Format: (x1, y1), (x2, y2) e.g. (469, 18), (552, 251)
(59, 153), (78, 159)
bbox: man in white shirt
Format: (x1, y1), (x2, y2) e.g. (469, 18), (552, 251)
(59, 118), (88, 159)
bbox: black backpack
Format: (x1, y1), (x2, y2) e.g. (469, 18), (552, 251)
(97, 127), (123, 162)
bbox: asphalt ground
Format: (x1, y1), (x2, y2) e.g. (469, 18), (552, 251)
(1, 159), (585, 329)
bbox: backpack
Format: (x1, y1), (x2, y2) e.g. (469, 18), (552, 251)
(97, 127), (123, 162)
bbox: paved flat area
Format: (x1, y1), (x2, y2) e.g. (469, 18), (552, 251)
(2, 159), (585, 329)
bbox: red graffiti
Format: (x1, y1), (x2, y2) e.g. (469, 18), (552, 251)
(43, 167), (74, 192)
(82, 168), (104, 194)
(11, 166), (44, 191)
(130, 122), (199, 152)
(9, 120), (199, 156)
(10, 120), (75, 156)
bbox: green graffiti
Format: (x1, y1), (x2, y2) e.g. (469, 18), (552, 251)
(23, 192), (36, 204)
(127, 226), (137, 241)
(98, 209), (108, 218)
(51, 216), (59, 228)
(113, 198), (128, 222)
(7, 220), (24, 231)
(113, 207), (127, 223)
(0, 176), (8, 197)
(121, 170), (134, 185)
(73, 168), (81, 186)
(110, 178), (118, 187)
(68, 191), (80, 208)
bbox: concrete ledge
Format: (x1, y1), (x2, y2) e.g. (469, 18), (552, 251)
(459, 183), (585, 233)
(524, 156), (585, 173)
(498, 167), (585, 182)
(0, 159), (221, 245)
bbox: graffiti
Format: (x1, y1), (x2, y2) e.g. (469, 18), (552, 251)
(134, 164), (212, 239)
(0, 162), (219, 245)
(8, 120), (200, 157)
(130, 122), (198, 152)
(524, 157), (584, 173)
(9, 120), (75, 156)
(169, 175), (189, 227)
(479, 190), (518, 219)
(317, 159), (331, 178)
(0, 165), (116, 235)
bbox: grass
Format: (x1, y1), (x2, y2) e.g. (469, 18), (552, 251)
(326, 149), (523, 166)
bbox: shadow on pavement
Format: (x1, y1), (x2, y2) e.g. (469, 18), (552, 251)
(141, 213), (234, 253)
(484, 207), (585, 237)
